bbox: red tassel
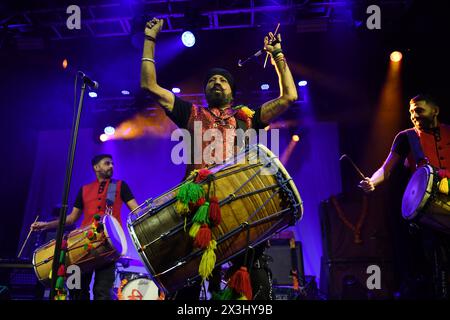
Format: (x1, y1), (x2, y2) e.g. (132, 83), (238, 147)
(189, 197), (206, 212)
(194, 224), (212, 249)
(195, 169), (213, 183)
(229, 266), (253, 300)
(61, 240), (68, 250)
(209, 196), (221, 226)
(86, 230), (95, 240)
(57, 265), (66, 277)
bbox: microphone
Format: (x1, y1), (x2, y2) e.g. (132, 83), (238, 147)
(237, 38), (280, 67)
(77, 71), (99, 89)
(238, 50), (264, 67)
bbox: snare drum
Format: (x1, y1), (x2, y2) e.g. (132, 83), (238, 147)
(33, 215), (127, 283)
(128, 144), (303, 294)
(402, 165), (450, 233)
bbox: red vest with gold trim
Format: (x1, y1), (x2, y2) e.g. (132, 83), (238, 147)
(80, 179), (123, 228)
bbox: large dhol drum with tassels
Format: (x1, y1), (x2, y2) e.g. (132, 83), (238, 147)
(128, 144), (303, 294)
(33, 215), (127, 283)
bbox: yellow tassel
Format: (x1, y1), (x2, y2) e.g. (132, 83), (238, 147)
(199, 240), (217, 281)
(175, 200), (190, 215)
(439, 178), (449, 195)
(240, 106), (255, 118)
(237, 295), (248, 300)
(189, 222), (201, 238)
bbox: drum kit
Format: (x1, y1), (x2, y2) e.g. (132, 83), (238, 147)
(29, 143), (450, 300)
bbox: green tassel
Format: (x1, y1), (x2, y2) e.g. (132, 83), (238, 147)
(212, 288), (235, 300)
(55, 276), (65, 290)
(192, 202), (210, 225)
(176, 182), (204, 204)
(93, 214), (101, 221)
(59, 251), (65, 264)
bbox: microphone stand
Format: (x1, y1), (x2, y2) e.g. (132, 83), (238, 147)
(49, 81), (87, 300)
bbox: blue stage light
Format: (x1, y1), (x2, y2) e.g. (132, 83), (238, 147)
(181, 31), (196, 47)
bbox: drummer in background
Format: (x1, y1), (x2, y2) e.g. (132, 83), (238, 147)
(140, 18), (297, 299)
(359, 94), (450, 299)
(31, 154), (139, 300)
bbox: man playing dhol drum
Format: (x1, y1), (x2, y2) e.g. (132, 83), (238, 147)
(140, 17), (298, 300)
(31, 154), (139, 300)
(359, 94), (450, 299)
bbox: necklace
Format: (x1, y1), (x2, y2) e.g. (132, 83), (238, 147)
(206, 108), (236, 128)
(330, 195), (369, 244)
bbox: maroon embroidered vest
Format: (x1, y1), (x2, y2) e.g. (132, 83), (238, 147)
(184, 105), (251, 176)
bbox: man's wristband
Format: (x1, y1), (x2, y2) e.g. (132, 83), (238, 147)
(145, 34), (156, 42)
(142, 58), (155, 63)
(271, 49), (283, 58)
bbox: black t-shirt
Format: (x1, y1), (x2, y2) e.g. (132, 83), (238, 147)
(74, 181), (135, 210)
(165, 95), (269, 130)
(391, 130), (410, 159)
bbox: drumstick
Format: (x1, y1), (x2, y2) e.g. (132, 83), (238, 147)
(263, 23), (280, 69)
(339, 154), (366, 180)
(18, 215), (39, 258)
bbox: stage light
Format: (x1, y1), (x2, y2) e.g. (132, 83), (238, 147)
(88, 92), (97, 98)
(264, 125), (270, 131)
(292, 134), (300, 142)
(172, 87), (181, 93)
(104, 126), (115, 136)
(99, 134), (108, 142)
(390, 51), (402, 62)
(261, 84), (270, 90)
(181, 31), (196, 47)
(62, 59), (68, 69)
(298, 80), (308, 87)
(121, 90), (130, 95)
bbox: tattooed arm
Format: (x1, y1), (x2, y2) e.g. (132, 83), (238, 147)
(260, 33), (298, 124)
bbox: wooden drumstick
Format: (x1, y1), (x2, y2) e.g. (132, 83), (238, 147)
(263, 23), (280, 69)
(17, 215), (40, 258)
(339, 154), (366, 180)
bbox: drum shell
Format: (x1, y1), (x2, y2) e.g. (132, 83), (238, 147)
(416, 192), (450, 234)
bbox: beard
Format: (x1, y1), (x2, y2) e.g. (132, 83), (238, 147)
(205, 89), (233, 108)
(412, 117), (434, 131)
(102, 169), (113, 179)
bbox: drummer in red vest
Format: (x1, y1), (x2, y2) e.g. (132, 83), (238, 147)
(359, 94), (450, 299)
(31, 154), (139, 300)
(140, 18), (298, 300)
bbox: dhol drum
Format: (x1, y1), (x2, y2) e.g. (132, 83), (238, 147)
(33, 215), (127, 283)
(402, 165), (450, 234)
(118, 276), (162, 300)
(128, 144), (303, 294)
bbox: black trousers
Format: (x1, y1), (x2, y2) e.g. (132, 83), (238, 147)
(69, 262), (116, 300)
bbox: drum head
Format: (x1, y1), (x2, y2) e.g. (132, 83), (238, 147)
(121, 278), (159, 300)
(402, 166), (434, 220)
(103, 215), (127, 255)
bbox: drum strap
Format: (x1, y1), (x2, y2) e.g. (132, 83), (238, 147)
(406, 129), (427, 166)
(106, 179), (117, 210)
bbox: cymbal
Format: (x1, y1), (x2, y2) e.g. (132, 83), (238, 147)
(117, 256), (144, 268)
